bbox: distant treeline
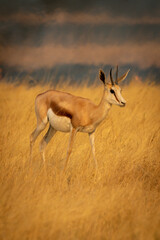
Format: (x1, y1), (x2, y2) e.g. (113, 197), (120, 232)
(1, 64), (159, 85)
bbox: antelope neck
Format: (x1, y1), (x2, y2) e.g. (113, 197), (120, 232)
(98, 89), (112, 111)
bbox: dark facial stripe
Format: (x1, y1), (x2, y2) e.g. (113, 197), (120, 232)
(113, 92), (120, 103)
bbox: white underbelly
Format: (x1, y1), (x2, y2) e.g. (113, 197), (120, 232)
(47, 108), (97, 134)
(47, 108), (71, 132)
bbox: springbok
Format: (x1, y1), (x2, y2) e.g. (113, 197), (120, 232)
(30, 66), (130, 169)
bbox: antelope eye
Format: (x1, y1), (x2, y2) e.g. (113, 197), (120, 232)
(110, 89), (115, 94)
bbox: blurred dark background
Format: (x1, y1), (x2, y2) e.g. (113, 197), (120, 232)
(0, 0), (160, 84)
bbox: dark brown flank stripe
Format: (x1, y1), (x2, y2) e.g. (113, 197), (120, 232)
(50, 101), (72, 119)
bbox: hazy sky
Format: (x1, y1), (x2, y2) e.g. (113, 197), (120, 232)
(0, 0), (160, 70)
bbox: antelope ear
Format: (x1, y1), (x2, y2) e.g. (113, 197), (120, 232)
(99, 70), (106, 85)
(118, 69), (130, 83)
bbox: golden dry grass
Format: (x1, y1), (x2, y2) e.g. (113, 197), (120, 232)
(0, 80), (160, 240)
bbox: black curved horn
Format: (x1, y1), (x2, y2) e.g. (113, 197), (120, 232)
(110, 68), (114, 85)
(115, 65), (118, 84)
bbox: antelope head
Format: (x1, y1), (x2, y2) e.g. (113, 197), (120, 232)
(99, 66), (130, 107)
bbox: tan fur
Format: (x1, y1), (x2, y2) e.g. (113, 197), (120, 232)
(30, 89), (110, 168)
(35, 90), (108, 129)
(30, 68), (129, 169)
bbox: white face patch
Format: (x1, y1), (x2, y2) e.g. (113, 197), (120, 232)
(47, 108), (71, 132)
(107, 86), (126, 106)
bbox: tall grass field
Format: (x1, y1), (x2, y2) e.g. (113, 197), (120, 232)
(0, 79), (160, 240)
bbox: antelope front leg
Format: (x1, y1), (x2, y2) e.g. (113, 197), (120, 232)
(89, 131), (98, 168)
(64, 127), (77, 171)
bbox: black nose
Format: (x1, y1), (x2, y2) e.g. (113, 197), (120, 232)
(121, 102), (126, 106)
